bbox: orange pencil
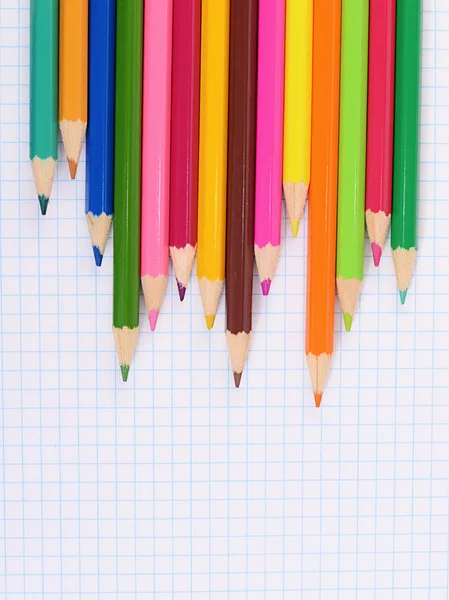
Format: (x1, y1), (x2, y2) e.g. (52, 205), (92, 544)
(59, 0), (88, 179)
(306, 0), (341, 407)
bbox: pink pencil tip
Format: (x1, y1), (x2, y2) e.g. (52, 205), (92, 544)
(371, 242), (382, 267)
(261, 279), (271, 296)
(149, 310), (159, 332)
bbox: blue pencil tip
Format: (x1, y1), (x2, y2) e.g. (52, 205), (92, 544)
(399, 289), (408, 305)
(93, 246), (103, 267)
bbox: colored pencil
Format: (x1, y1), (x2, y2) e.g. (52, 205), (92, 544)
(59, 0), (88, 180)
(86, 0), (116, 267)
(30, 0), (58, 216)
(392, 0), (422, 304)
(306, 0), (341, 407)
(141, 0), (173, 332)
(197, 0), (230, 329)
(169, 0), (201, 302)
(226, 0), (258, 388)
(254, 0), (286, 296)
(283, 0), (312, 238)
(113, 0), (144, 382)
(365, 0), (396, 267)
(336, 0), (369, 332)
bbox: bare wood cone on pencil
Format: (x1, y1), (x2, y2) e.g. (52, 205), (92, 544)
(283, 182), (309, 238)
(225, 0), (258, 387)
(86, 213), (113, 260)
(141, 274), (168, 332)
(198, 278), (224, 330)
(170, 244), (196, 297)
(365, 209), (391, 265)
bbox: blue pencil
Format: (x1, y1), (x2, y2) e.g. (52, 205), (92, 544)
(86, 0), (116, 267)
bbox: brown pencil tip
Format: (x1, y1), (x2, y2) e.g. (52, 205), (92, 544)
(68, 159), (78, 180)
(314, 392), (322, 408)
(233, 372), (242, 388)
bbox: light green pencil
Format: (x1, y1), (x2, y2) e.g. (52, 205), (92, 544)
(336, 0), (369, 332)
(30, 0), (59, 215)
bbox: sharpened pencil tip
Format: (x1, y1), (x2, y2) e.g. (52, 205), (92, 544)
(233, 372), (242, 388)
(290, 220), (300, 238)
(120, 365), (130, 382)
(149, 310), (159, 331)
(92, 246), (103, 267)
(371, 242), (382, 267)
(68, 159), (78, 180)
(39, 195), (49, 215)
(261, 279), (271, 296)
(177, 280), (186, 302)
(400, 289), (408, 305)
(343, 312), (353, 332)
(205, 315), (215, 330)
(314, 393), (322, 408)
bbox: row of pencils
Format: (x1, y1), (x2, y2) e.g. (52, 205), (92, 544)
(29, 0), (421, 405)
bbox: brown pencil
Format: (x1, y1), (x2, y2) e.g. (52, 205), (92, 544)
(225, 0), (258, 388)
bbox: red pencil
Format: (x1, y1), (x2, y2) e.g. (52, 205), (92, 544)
(169, 0), (201, 300)
(365, 0), (396, 267)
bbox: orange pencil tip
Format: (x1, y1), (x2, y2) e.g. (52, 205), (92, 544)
(68, 159), (78, 180)
(314, 393), (322, 408)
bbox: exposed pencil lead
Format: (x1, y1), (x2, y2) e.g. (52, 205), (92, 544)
(38, 195), (49, 216)
(120, 364), (130, 383)
(233, 372), (242, 388)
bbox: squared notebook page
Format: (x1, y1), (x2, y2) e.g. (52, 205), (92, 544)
(0, 0), (449, 598)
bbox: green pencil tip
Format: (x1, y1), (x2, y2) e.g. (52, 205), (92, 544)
(343, 312), (353, 332)
(400, 289), (408, 305)
(120, 364), (130, 382)
(38, 194), (49, 215)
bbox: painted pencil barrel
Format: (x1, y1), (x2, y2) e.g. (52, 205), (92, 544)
(170, 0), (201, 253)
(392, 0), (421, 254)
(197, 0), (230, 285)
(336, 0), (369, 283)
(86, 0), (116, 219)
(141, 0), (173, 280)
(113, 0), (143, 331)
(30, 0), (58, 162)
(254, 0), (286, 250)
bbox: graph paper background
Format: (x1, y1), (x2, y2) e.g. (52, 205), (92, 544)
(1, 0), (449, 597)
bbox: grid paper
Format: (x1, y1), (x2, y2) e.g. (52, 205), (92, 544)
(0, 0), (449, 597)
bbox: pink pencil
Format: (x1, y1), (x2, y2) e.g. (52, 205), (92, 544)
(254, 0), (286, 296)
(141, 0), (173, 331)
(365, 0), (396, 267)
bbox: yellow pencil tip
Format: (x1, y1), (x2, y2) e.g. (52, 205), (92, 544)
(205, 315), (215, 330)
(314, 393), (323, 408)
(290, 220), (300, 238)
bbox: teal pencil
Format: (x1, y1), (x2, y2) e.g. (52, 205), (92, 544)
(30, 0), (59, 215)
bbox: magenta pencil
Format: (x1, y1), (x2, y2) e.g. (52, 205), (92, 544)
(365, 0), (396, 267)
(254, 0), (286, 296)
(141, 0), (173, 331)
(169, 0), (201, 301)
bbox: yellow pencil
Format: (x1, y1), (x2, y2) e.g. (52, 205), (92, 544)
(283, 0), (313, 238)
(59, 0), (88, 179)
(197, 0), (230, 330)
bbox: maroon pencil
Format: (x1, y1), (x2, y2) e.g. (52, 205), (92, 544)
(169, 0), (201, 301)
(226, 0), (258, 388)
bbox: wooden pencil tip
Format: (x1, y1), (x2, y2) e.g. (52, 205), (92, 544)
(343, 312), (353, 332)
(314, 393), (323, 408)
(38, 194), (49, 215)
(233, 372), (242, 388)
(68, 159), (78, 180)
(290, 220), (300, 238)
(205, 315), (215, 330)
(120, 365), (130, 383)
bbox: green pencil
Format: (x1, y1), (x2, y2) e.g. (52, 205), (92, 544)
(392, 0), (422, 305)
(113, 0), (144, 382)
(336, 0), (369, 332)
(30, 0), (58, 216)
